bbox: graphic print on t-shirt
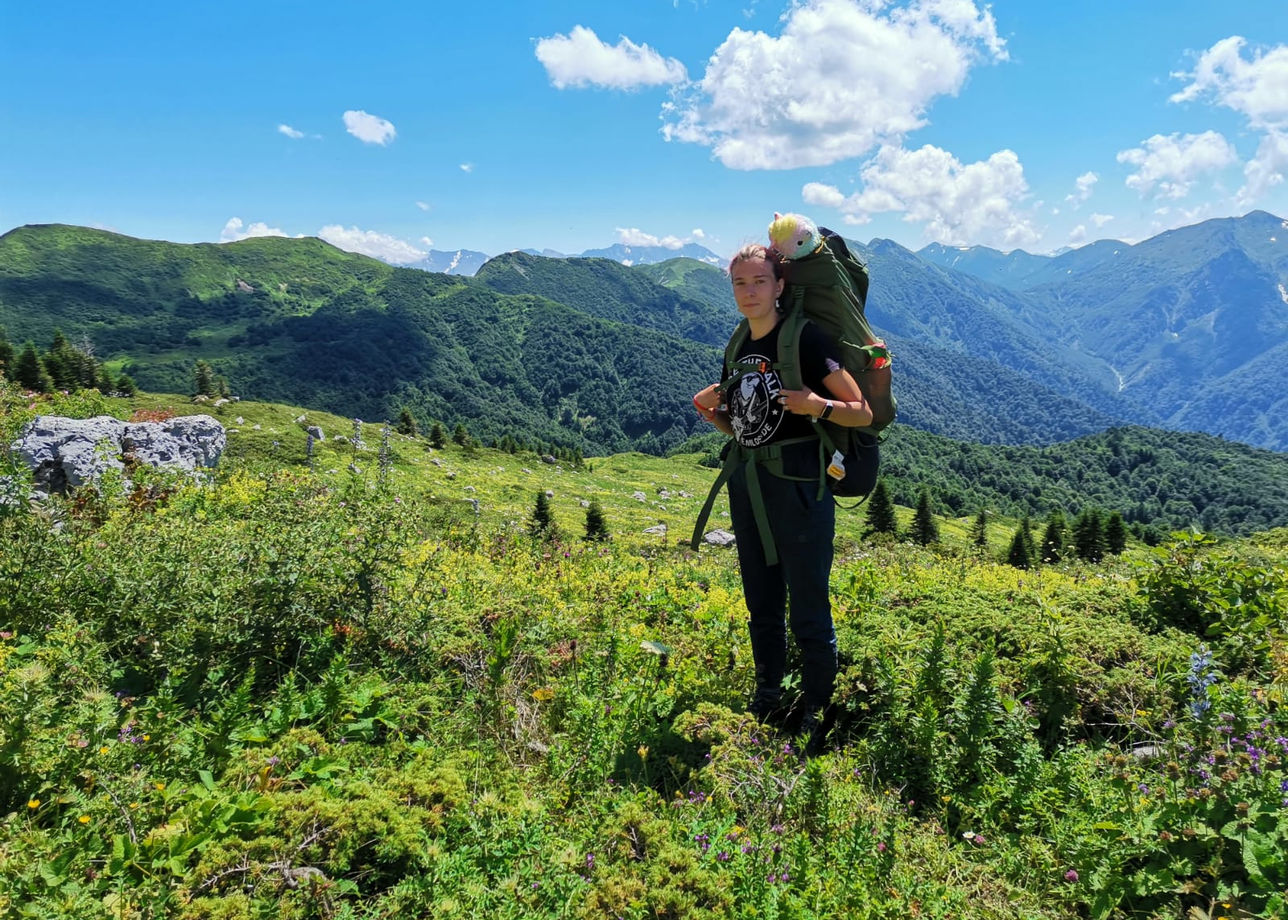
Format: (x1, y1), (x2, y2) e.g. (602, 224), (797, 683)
(728, 351), (785, 447)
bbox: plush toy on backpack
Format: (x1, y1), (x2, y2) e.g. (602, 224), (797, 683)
(768, 212), (823, 260)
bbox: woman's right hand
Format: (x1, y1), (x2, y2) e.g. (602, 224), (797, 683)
(693, 384), (722, 421)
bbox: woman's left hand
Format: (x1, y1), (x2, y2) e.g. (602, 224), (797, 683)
(777, 388), (822, 417)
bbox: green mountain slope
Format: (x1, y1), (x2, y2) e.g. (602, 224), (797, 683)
(635, 257), (738, 315)
(0, 223), (395, 356)
(475, 251), (733, 347)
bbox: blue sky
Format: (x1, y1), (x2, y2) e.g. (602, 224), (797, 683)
(3, 1), (1286, 263)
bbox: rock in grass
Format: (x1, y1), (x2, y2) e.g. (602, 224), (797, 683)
(11, 414), (226, 494)
(703, 529), (736, 546)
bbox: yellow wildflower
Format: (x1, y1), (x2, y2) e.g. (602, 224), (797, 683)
(27, 799), (40, 809)
(78, 815), (90, 824)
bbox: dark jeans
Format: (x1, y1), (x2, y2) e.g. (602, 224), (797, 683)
(728, 447), (837, 711)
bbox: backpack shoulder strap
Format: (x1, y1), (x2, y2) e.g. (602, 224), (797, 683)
(719, 319), (767, 399)
(724, 319), (749, 372)
(776, 293), (807, 392)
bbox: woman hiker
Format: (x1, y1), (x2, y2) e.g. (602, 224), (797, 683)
(692, 243), (873, 753)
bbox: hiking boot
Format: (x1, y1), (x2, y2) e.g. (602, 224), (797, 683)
(798, 707), (828, 757)
(747, 692), (782, 724)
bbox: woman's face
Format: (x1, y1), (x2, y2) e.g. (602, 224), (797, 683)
(730, 258), (784, 324)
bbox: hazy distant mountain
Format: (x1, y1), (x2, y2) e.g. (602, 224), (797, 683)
(916, 242), (1052, 289)
(909, 211), (1288, 449)
(578, 242), (722, 266)
(1019, 210), (1288, 448)
(403, 242), (723, 274)
(404, 248), (490, 276)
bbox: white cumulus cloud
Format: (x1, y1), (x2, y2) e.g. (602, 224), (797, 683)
(318, 225), (426, 264)
(1171, 36), (1288, 130)
(1065, 171), (1098, 205)
(535, 25), (687, 90)
(278, 124), (305, 139)
(1090, 213), (1115, 228)
(616, 227), (686, 249)
(420, 236), (435, 248)
(460, 163), (474, 173)
(802, 144), (1039, 249)
(1116, 131), (1238, 199)
(343, 110), (396, 146)
(415, 201), (431, 211)
(220, 217), (288, 243)
(663, 0), (1006, 170)
(1239, 130), (1288, 204)
(1169, 38), (1288, 207)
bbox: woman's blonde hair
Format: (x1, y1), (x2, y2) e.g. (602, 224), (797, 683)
(727, 243), (785, 280)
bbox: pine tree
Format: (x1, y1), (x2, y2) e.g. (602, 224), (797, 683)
(1019, 513), (1037, 562)
(193, 360), (216, 397)
(42, 329), (77, 389)
(116, 373), (138, 397)
(0, 327), (13, 380)
(864, 478), (898, 536)
(396, 407), (419, 437)
(1073, 507), (1105, 563)
(15, 342), (51, 392)
(1104, 511), (1127, 555)
(96, 366), (116, 394)
(970, 507), (990, 550)
(529, 490), (555, 538)
(429, 422), (446, 449)
(1006, 523), (1033, 569)
(584, 498), (610, 542)
(452, 423), (470, 447)
(1040, 511), (1066, 564)
(911, 489), (939, 546)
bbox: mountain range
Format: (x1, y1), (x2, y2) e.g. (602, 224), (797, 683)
(407, 241), (723, 276)
(915, 211), (1288, 450)
(0, 212), (1285, 455)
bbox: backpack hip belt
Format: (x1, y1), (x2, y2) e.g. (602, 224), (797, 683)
(689, 435), (826, 566)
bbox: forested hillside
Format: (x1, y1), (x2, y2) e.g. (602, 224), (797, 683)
(475, 251), (733, 347)
(879, 424), (1288, 536)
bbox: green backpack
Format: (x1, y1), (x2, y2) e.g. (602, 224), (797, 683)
(689, 230), (895, 562)
(724, 228), (895, 491)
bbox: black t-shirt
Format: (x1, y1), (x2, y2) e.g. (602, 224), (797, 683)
(723, 320), (842, 448)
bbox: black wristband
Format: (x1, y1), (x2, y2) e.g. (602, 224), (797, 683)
(819, 400), (834, 421)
